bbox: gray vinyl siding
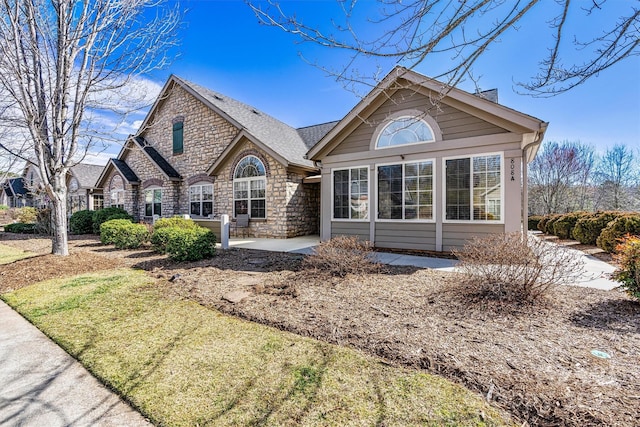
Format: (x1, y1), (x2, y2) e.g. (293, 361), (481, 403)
(329, 89), (508, 156)
(441, 223), (504, 252)
(331, 221), (370, 241)
(375, 222), (437, 251)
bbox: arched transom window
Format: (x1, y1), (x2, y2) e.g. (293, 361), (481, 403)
(376, 116), (436, 149)
(233, 155), (266, 218)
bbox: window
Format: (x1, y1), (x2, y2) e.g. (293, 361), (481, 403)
(233, 156), (266, 218)
(110, 190), (124, 209)
(144, 188), (162, 217)
(376, 116), (435, 149)
(93, 195), (104, 211)
(190, 184), (213, 217)
(333, 167), (368, 220)
(445, 154), (501, 221)
(173, 121), (183, 154)
(378, 161), (433, 220)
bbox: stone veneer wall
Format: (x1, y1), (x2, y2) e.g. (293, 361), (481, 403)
(105, 82), (319, 238)
(105, 171), (139, 220)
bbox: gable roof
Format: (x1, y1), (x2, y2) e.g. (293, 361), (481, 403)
(110, 159), (140, 184)
(69, 163), (104, 189)
(297, 121), (339, 147)
(2, 178), (28, 197)
(307, 66), (548, 160)
(133, 136), (182, 180)
(151, 76), (325, 171)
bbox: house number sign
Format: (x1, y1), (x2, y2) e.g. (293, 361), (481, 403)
(510, 159), (515, 181)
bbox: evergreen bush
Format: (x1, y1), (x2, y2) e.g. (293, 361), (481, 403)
(69, 210), (94, 234)
(4, 222), (37, 233)
(572, 211), (622, 245)
(552, 211), (588, 240)
(92, 207), (132, 234)
(612, 235), (640, 301)
(597, 214), (640, 253)
(100, 219), (149, 249)
(17, 206), (37, 223)
(152, 226), (216, 261)
(153, 216), (199, 231)
(527, 215), (544, 231)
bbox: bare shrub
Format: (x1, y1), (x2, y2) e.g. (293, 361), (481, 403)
(453, 232), (584, 303)
(302, 235), (381, 277)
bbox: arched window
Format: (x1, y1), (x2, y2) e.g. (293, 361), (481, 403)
(375, 116), (436, 149)
(233, 155), (266, 218)
(109, 175), (125, 209)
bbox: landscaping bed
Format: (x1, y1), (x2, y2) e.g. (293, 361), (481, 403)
(1, 233), (638, 426)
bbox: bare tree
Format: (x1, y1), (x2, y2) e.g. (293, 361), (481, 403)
(0, 0), (181, 255)
(249, 0), (639, 96)
(528, 140), (595, 215)
(594, 144), (639, 210)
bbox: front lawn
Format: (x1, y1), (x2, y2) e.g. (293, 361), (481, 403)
(0, 243), (36, 264)
(1, 267), (509, 426)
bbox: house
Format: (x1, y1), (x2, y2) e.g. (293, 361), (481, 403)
(95, 75), (336, 238)
(0, 177), (30, 208)
(307, 66), (547, 251)
(1, 163), (104, 213)
(67, 163), (105, 214)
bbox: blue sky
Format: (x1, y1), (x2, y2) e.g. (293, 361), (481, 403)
(92, 0), (639, 163)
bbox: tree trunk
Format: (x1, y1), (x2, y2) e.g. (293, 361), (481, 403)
(50, 177), (69, 256)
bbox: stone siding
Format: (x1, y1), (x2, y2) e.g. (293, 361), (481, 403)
(107, 81), (319, 238)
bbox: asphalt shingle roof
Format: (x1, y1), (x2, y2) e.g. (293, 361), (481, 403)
(297, 121), (339, 149)
(70, 163), (104, 189)
(133, 136), (182, 179)
(175, 77), (329, 169)
(111, 159), (140, 183)
(7, 178), (27, 197)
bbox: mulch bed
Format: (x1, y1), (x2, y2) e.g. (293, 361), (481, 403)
(1, 233), (638, 426)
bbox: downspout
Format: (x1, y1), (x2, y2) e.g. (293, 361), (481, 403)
(521, 123), (548, 242)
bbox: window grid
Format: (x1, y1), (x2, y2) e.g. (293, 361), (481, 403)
(189, 184), (213, 217)
(378, 161), (433, 220)
(333, 167), (368, 220)
(144, 188), (162, 217)
(233, 156), (267, 219)
(445, 155), (501, 221)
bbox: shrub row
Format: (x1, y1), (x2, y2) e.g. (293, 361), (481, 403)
(612, 235), (640, 301)
(100, 219), (150, 249)
(68, 207), (132, 235)
(98, 215), (217, 261)
(534, 211), (640, 253)
(4, 222), (37, 234)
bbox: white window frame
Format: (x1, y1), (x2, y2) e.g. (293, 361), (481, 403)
(233, 156), (267, 219)
(375, 159), (435, 223)
(372, 110), (441, 150)
(442, 152), (504, 224)
(331, 166), (370, 221)
(189, 183), (214, 218)
(144, 187), (162, 217)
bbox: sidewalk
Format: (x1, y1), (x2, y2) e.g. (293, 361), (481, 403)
(226, 236), (619, 290)
(0, 301), (150, 427)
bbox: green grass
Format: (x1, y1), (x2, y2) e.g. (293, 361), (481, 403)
(2, 268), (512, 426)
(0, 243), (36, 264)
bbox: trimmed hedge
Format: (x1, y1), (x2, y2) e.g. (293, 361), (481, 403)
(528, 215), (544, 231)
(153, 216), (199, 231)
(92, 207), (132, 234)
(4, 222), (37, 234)
(100, 219), (149, 249)
(537, 214), (561, 234)
(572, 211), (622, 245)
(69, 210), (94, 234)
(552, 211), (588, 240)
(152, 226), (216, 261)
(597, 214), (640, 253)
(612, 235), (640, 301)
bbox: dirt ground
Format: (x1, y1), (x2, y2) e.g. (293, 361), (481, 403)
(1, 233), (638, 426)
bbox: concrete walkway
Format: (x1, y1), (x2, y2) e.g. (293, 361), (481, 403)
(225, 235), (620, 290)
(0, 302), (150, 427)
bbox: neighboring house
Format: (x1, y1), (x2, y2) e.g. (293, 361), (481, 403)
(0, 177), (30, 208)
(67, 163), (105, 214)
(95, 75), (336, 238)
(1, 163), (104, 213)
(307, 66), (547, 251)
